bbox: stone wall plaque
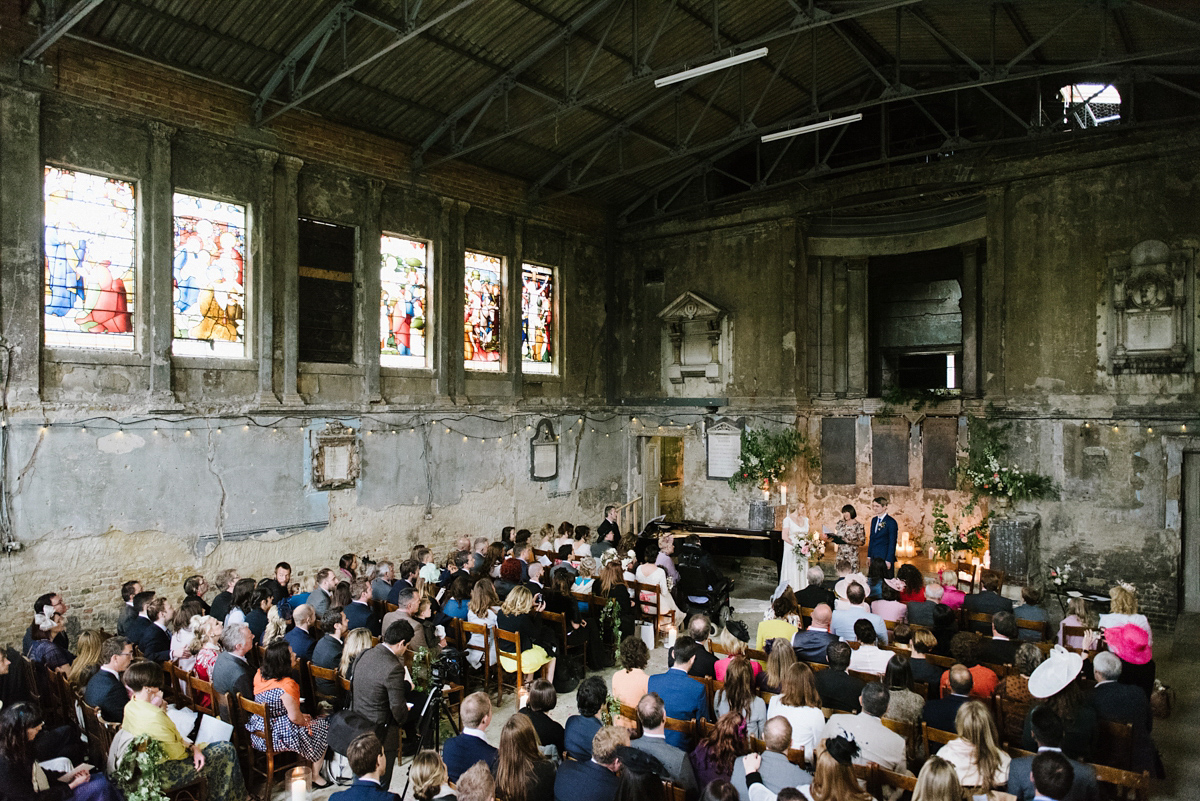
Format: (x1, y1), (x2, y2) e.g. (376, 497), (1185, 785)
(1109, 239), (1193, 374)
(530, 419), (558, 481)
(311, 421), (361, 490)
(706, 418), (744, 480)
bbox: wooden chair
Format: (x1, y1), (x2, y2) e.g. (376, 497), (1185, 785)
(804, 660), (828, 672)
(630, 580), (661, 635)
(993, 691), (1029, 746)
(912, 681), (929, 700)
(339, 674), (353, 694)
(849, 669), (883, 684)
(540, 609), (587, 671)
(307, 664), (342, 709)
(494, 628), (546, 707)
(967, 611), (995, 633)
(925, 653), (955, 669)
(236, 695), (303, 801)
(980, 567), (1006, 589)
(875, 765), (918, 798)
(663, 716), (695, 742)
(980, 660), (1010, 678)
(955, 561), (977, 594)
(662, 781), (686, 801)
(745, 647), (768, 665)
(458, 619), (493, 695)
(163, 662), (191, 708)
(1092, 762), (1151, 801)
(1094, 719), (1134, 770)
(1016, 617), (1052, 641)
(186, 674), (217, 717)
(80, 700), (114, 768)
(922, 721), (956, 756)
(881, 717), (918, 764)
(1060, 625), (1092, 653)
(617, 703), (643, 738)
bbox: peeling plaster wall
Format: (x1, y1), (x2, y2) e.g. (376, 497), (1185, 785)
(617, 127), (1200, 628)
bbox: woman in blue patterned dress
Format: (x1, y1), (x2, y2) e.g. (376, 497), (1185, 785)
(248, 641), (331, 787)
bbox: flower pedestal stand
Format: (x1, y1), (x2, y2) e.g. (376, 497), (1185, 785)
(987, 512), (1042, 587)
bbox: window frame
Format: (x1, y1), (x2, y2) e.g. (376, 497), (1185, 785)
(42, 163), (141, 355)
(379, 232), (434, 373)
(519, 260), (558, 377)
(169, 189), (252, 361)
(463, 248), (506, 373)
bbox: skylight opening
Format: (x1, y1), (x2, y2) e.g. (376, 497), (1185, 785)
(1059, 83), (1121, 128)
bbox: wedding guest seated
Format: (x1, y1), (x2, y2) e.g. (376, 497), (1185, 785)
(832, 561), (868, 608)
(766, 662), (825, 759)
(730, 715), (812, 800)
(408, 746), (454, 801)
(345, 579), (382, 636)
(1006, 708), (1097, 801)
(755, 597), (799, 652)
(68, 630), (105, 691)
(892, 622), (912, 647)
(168, 600), (204, 672)
(244, 587), (273, 645)
(882, 655), (925, 735)
(117, 580), (141, 636)
(820, 683), (909, 780)
(28, 609), (74, 674)
(938, 570), (966, 610)
(553, 726), (627, 801)
(136, 596), (174, 663)
(865, 558), (887, 601)
(0, 703), (123, 801)
(907, 582), (943, 627)
(442, 693), (500, 781)
(871, 578), (908, 623)
(650, 637), (711, 749)
(831, 582), (888, 644)
(714, 625), (761, 682)
(611, 637), (650, 710)
(930, 603), (959, 656)
(1092, 650), (1162, 778)
(208, 569), (239, 624)
(925, 665), (974, 735)
(937, 699), (1010, 793)
(996, 643), (1045, 743)
(689, 711), (748, 787)
(980, 611), (1021, 665)
(23, 593), (70, 656)
(964, 573), (1013, 632)
(848, 619), (894, 676)
(668, 615), (718, 679)
(1104, 621), (1156, 700)
(565, 676), (609, 760)
(814, 642), (863, 713)
(1022, 649), (1096, 763)
(458, 763), (496, 801)
(85, 636), (134, 724)
(1058, 598), (1099, 652)
(183, 574), (211, 616)
(1014, 586), (1050, 642)
(757, 639), (796, 694)
(791, 603), (837, 664)
(312, 607), (349, 701)
(122, 660), (248, 799)
(908, 629), (945, 688)
(495, 714), (557, 801)
(284, 604), (319, 662)
(211, 622), (255, 700)
(336, 733), (404, 801)
(250, 641), (331, 787)
(938, 633), (998, 700)
(794, 566), (834, 613)
(518, 679), (566, 759)
(628, 692), (699, 797)
(441, 575), (472, 621)
(714, 656), (766, 738)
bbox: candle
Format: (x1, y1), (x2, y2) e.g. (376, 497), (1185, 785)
(762, 487), (770, 501)
(666, 626), (678, 648)
(291, 779), (306, 801)
(983, 549), (991, 569)
(780, 484), (787, 505)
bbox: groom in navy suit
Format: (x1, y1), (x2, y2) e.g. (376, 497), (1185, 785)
(867, 496), (898, 578)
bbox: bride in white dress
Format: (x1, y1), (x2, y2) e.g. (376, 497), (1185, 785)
(780, 504), (810, 592)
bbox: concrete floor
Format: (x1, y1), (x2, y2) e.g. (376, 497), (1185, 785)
(292, 563), (1188, 800)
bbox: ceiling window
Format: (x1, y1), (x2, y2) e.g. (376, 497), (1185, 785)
(1059, 83), (1121, 129)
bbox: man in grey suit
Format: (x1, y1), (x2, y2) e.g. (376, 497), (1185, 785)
(351, 619), (413, 788)
(211, 622), (255, 700)
(1007, 706), (1098, 801)
(308, 568), (337, 616)
(629, 693), (699, 797)
(731, 716), (812, 801)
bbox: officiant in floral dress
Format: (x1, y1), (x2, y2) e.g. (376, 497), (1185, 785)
(832, 504), (866, 571)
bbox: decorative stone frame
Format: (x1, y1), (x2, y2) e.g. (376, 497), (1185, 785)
(657, 291), (726, 385)
(1109, 239), (1193, 375)
(529, 418), (558, 481)
(311, 420), (361, 490)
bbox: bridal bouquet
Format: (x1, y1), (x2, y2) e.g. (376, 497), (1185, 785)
(793, 528), (824, 560)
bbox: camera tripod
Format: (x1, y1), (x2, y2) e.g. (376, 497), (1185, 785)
(399, 680), (460, 799)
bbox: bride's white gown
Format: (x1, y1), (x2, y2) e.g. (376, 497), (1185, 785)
(780, 514), (810, 591)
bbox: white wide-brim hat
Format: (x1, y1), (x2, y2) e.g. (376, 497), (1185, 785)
(1027, 647), (1084, 698)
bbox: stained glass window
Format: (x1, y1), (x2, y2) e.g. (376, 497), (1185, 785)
(521, 263), (554, 373)
(380, 235), (430, 368)
(44, 166), (136, 350)
(172, 193), (247, 357)
(464, 250), (502, 370)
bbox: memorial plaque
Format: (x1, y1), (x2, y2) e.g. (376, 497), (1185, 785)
(706, 419), (744, 480)
(873, 417), (910, 486)
(923, 417), (959, 490)
(821, 417), (856, 485)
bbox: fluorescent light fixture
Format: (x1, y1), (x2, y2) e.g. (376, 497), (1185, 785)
(654, 47), (769, 88)
(760, 113), (864, 143)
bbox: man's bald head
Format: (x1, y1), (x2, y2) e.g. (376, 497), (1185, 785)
(948, 663), (974, 695)
(763, 716), (793, 753)
(811, 603), (832, 627)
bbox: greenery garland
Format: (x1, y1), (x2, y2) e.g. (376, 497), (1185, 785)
(954, 414), (1059, 512)
(112, 734), (171, 801)
(726, 427), (819, 492)
(600, 597), (623, 652)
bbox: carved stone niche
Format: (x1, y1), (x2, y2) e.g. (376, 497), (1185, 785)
(657, 291), (726, 385)
(1109, 239), (1193, 375)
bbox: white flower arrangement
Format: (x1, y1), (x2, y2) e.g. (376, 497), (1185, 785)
(1048, 562), (1074, 587)
(793, 528), (824, 560)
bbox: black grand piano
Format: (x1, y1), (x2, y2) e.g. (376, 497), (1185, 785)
(637, 519), (784, 565)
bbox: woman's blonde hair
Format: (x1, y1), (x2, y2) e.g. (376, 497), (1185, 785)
(912, 756), (963, 801)
(67, 630), (106, 687)
(955, 699), (1004, 792)
(501, 585), (535, 616)
(262, 605), (287, 644)
(764, 639), (797, 690)
(469, 579), (501, 618)
(410, 749), (449, 801)
(809, 744), (871, 801)
(188, 615), (221, 655)
(539, 523), (556, 542)
(1109, 585), (1138, 616)
(341, 628), (374, 675)
(1066, 597), (1098, 628)
(713, 626), (747, 656)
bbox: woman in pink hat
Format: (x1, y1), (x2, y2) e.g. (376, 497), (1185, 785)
(1104, 623), (1155, 699)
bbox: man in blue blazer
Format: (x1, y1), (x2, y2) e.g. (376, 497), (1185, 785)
(285, 604), (319, 662)
(792, 603), (839, 663)
(84, 636), (133, 723)
(923, 665), (974, 741)
(345, 579), (381, 636)
(137, 597), (174, 663)
(330, 732), (400, 801)
(553, 726), (628, 801)
(441, 692), (497, 782)
(867, 496), (898, 577)
(646, 636), (711, 749)
(1007, 706), (1098, 801)
(564, 676), (608, 760)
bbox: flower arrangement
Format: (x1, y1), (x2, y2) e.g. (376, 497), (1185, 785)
(727, 427), (819, 493)
(792, 528), (824, 561)
(1047, 563), (1075, 587)
(929, 501), (990, 560)
(955, 415), (1059, 511)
